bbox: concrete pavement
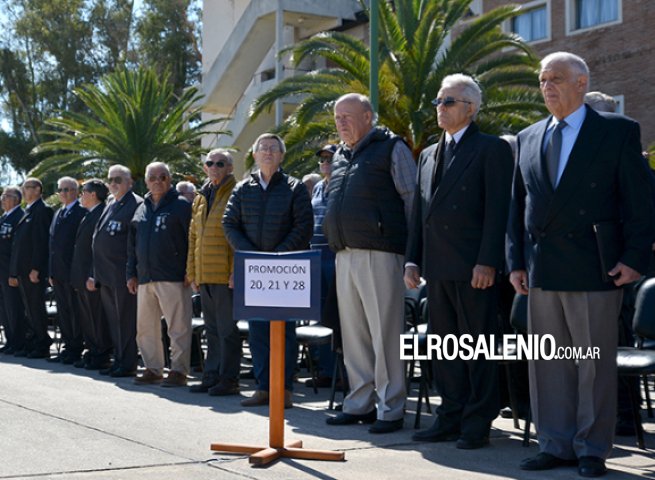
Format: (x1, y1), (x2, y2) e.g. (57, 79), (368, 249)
(0, 354), (653, 479)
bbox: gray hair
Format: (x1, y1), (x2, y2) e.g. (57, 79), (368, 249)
(57, 176), (78, 189)
(176, 181), (196, 194)
(145, 161), (171, 178)
(2, 186), (22, 203)
(252, 133), (286, 154)
(108, 164), (132, 179)
(206, 148), (233, 165)
(585, 91), (617, 113)
(334, 93), (378, 125)
(541, 51), (590, 89)
(441, 74), (482, 119)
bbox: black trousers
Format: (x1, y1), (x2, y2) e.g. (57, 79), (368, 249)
(100, 284), (137, 370)
(18, 276), (51, 351)
(76, 287), (112, 360)
(53, 281), (83, 355)
(428, 279), (500, 439)
(0, 277), (25, 350)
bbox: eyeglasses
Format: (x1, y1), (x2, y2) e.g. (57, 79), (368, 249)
(431, 96), (472, 108)
(147, 174), (169, 183)
(205, 160), (226, 168)
(107, 176), (124, 184)
(257, 145), (282, 153)
(57, 187), (76, 193)
(0, 194), (18, 199)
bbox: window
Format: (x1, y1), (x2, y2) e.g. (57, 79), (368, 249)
(511, 4), (548, 42)
(572, 0), (620, 30)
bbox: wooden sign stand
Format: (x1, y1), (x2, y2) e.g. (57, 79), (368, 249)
(210, 320), (345, 466)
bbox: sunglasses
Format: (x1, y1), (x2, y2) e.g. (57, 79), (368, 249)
(431, 96), (472, 108)
(57, 187), (76, 193)
(205, 160), (226, 168)
(107, 176), (124, 184)
(318, 157), (332, 164)
(147, 174), (169, 183)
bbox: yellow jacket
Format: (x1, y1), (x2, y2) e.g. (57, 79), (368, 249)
(186, 175), (236, 285)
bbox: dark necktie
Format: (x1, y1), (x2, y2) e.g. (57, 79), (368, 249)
(432, 139), (455, 193)
(546, 120), (567, 188)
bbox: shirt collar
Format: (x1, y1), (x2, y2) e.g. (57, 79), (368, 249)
(445, 124), (470, 145)
(3, 205), (20, 217)
(548, 104), (586, 131)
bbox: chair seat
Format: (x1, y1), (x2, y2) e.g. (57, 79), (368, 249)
(295, 324), (332, 345)
(642, 339), (655, 350)
(617, 347), (655, 375)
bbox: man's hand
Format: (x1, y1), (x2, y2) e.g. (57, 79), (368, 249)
(29, 269), (40, 283)
(509, 270), (529, 295)
(609, 262), (642, 286)
(184, 275), (192, 288)
(8, 277), (18, 287)
(404, 265), (421, 289)
(471, 265), (495, 289)
(49, 277), (55, 287)
(228, 273), (234, 290)
(86, 277), (97, 292)
(126, 277), (138, 295)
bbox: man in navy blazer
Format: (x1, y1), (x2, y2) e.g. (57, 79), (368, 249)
(9, 178), (54, 358)
(71, 179), (112, 370)
(0, 186), (26, 354)
(48, 177), (86, 364)
(507, 52), (654, 477)
(90, 165), (143, 377)
(405, 74), (514, 449)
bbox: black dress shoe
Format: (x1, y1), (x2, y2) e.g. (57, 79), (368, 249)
(13, 349), (30, 357)
(99, 364), (118, 375)
(326, 410), (377, 425)
(412, 422), (460, 442)
(47, 354), (64, 363)
(2, 346), (16, 355)
(27, 349), (50, 359)
(369, 418), (403, 434)
(110, 367), (136, 378)
(86, 360), (111, 371)
(456, 437), (489, 449)
(0, 345), (11, 353)
(520, 452), (577, 471)
(578, 456), (607, 477)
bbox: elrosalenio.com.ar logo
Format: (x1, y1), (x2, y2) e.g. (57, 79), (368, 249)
(400, 334), (601, 361)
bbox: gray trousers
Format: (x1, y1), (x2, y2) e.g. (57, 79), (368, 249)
(336, 248), (406, 421)
(200, 284), (241, 381)
(528, 287), (622, 459)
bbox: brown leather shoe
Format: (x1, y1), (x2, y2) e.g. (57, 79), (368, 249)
(208, 378), (240, 396)
(241, 390), (269, 407)
(133, 369), (163, 385)
(161, 370), (187, 387)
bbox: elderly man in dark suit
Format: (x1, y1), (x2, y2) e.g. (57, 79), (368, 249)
(71, 179), (112, 370)
(0, 186), (26, 354)
(9, 178), (54, 358)
(507, 52), (654, 477)
(405, 74), (514, 449)
(48, 177), (86, 364)
(90, 165), (143, 377)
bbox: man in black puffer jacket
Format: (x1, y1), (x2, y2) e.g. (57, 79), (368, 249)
(223, 133), (313, 409)
(127, 162), (193, 388)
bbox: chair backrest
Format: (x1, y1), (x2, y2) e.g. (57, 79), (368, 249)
(419, 297), (429, 326)
(510, 294), (528, 334)
(633, 277), (655, 340)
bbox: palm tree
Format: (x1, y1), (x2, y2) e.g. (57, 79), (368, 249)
(30, 66), (229, 191)
(251, 0), (547, 175)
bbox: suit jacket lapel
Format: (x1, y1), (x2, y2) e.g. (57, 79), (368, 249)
(430, 123), (478, 206)
(543, 106), (606, 227)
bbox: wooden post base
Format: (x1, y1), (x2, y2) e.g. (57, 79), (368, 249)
(210, 440), (345, 466)
(209, 321), (345, 467)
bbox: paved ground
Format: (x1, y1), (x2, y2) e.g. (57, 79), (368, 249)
(0, 353), (653, 480)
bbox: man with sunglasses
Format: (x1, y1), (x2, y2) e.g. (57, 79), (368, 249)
(187, 149), (240, 396)
(9, 178), (54, 358)
(91, 165), (143, 377)
(0, 186), (26, 354)
(47, 177), (86, 364)
(405, 74), (513, 449)
(128, 162), (192, 388)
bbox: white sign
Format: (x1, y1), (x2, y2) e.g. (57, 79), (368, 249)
(244, 259), (311, 308)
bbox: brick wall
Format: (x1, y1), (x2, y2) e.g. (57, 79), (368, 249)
(482, 0), (655, 147)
